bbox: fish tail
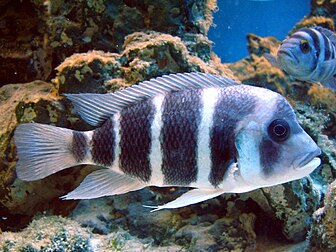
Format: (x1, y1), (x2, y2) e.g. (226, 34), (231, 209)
(14, 123), (89, 181)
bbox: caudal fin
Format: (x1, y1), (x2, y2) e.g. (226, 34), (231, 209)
(14, 123), (85, 181)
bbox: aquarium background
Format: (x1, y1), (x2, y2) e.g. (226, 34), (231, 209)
(0, 0), (335, 251)
(209, 0), (310, 62)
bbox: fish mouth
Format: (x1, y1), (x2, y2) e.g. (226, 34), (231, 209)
(293, 148), (322, 170)
(278, 49), (298, 64)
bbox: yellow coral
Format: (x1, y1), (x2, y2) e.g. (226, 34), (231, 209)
(308, 84), (336, 117)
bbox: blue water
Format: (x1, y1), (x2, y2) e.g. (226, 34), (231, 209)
(208, 0), (310, 63)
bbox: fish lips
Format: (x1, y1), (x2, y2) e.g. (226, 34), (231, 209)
(293, 148), (322, 171)
(278, 49), (299, 64)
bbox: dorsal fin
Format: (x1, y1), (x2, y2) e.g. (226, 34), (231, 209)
(65, 72), (239, 126)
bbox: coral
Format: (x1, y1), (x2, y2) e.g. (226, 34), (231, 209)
(258, 180), (321, 241)
(308, 180), (336, 251)
(0, 215), (91, 251)
(292, 0), (336, 34)
(183, 33), (213, 62)
(70, 192), (257, 251)
(0, 81), (57, 188)
(245, 33), (280, 57)
(307, 85), (336, 135)
(289, 16), (335, 34)
(311, 0), (336, 18)
(308, 85), (336, 118)
(54, 31), (236, 94)
(295, 103), (336, 175)
(0, 1), (52, 86)
(0, 213), (188, 251)
(175, 214), (256, 251)
(0, 0), (217, 86)
(54, 50), (122, 94)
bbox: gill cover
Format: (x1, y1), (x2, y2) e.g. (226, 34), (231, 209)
(234, 93), (321, 189)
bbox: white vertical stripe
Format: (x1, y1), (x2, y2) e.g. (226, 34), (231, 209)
(315, 29), (326, 63)
(83, 130), (94, 164)
(191, 88), (219, 188)
(311, 29), (328, 81)
(332, 41), (336, 59)
(111, 113), (122, 174)
(326, 41), (336, 79)
(149, 95), (165, 185)
(302, 29), (327, 81)
(231, 86), (279, 189)
(317, 29), (336, 80)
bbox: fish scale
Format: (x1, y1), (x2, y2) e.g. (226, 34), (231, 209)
(91, 119), (115, 166)
(160, 89), (202, 185)
(119, 99), (155, 182)
(13, 72), (321, 210)
(72, 131), (88, 163)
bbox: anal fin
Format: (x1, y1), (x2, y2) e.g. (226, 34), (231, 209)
(144, 188), (225, 212)
(62, 169), (145, 200)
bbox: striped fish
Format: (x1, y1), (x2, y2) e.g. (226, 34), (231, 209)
(264, 26), (336, 90)
(14, 73), (321, 211)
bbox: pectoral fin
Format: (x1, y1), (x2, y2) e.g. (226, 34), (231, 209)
(319, 59), (336, 90)
(321, 77), (336, 90)
(144, 188), (225, 212)
(320, 59), (336, 70)
(264, 53), (281, 68)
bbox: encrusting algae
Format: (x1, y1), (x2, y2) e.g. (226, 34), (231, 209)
(0, 215), (91, 251)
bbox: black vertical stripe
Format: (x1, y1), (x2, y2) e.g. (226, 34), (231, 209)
(329, 38), (336, 59)
(301, 28), (320, 53)
(72, 131), (87, 163)
(160, 89), (202, 185)
(92, 119), (115, 166)
(119, 99), (155, 182)
(209, 87), (256, 187)
(259, 138), (279, 176)
(301, 28), (320, 67)
(321, 31), (331, 60)
(260, 97), (298, 176)
(331, 43), (335, 59)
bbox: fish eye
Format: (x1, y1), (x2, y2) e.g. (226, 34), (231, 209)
(267, 119), (290, 142)
(300, 40), (310, 54)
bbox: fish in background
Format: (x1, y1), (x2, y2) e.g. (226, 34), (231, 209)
(264, 26), (336, 90)
(14, 73), (321, 211)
